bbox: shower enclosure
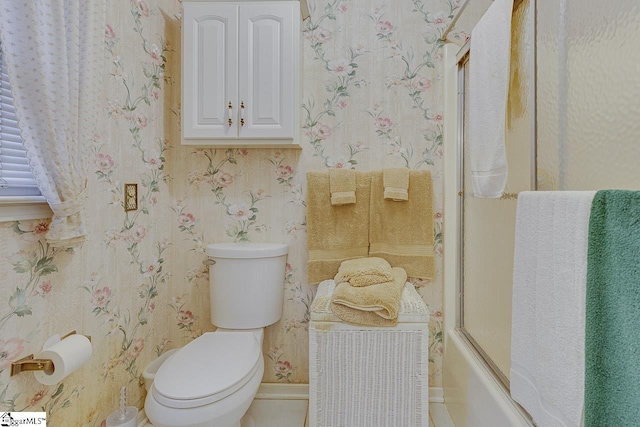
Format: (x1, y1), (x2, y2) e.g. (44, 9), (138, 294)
(443, 0), (640, 425)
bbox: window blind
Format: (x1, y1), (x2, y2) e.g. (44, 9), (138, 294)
(0, 44), (41, 197)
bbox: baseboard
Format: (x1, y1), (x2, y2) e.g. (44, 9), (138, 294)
(429, 387), (444, 403)
(137, 383), (445, 425)
(255, 383), (310, 400)
(255, 382), (444, 403)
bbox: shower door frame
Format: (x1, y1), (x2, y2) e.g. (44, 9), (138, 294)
(451, 0), (538, 393)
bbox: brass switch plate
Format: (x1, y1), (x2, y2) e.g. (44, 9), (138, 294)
(124, 183), (138, 211)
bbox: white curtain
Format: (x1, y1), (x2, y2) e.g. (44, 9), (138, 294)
(0, 0), (106, 247)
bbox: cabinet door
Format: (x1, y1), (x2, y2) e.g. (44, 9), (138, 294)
(183, 3), (238, 139)
(238, 3), (298, 139)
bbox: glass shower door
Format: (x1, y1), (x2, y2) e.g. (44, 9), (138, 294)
(460, 0), (534, 383)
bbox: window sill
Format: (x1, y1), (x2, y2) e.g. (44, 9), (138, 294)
(0, 196), (52, 222)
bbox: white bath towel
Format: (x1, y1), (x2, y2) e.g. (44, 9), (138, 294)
(468, 0), (514, 198)
(510, 191), (596, 427)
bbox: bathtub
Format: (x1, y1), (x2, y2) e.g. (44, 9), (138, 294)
(443, 329), (531, 427)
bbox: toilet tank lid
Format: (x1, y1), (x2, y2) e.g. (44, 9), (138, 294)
(206, 242), (288, 258)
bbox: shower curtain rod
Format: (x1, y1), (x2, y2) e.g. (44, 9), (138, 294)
(441, 0), (524, 42)
(441, 0), (471, 41)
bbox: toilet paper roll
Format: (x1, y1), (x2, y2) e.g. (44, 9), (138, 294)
(34, 334), (92, 385)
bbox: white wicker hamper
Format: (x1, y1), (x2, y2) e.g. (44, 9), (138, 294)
(309, 280), (430, 427)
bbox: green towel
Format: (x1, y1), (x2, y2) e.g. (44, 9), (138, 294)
(585, 190), (640, 426)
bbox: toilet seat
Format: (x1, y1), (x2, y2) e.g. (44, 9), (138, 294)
(152, 331), (261, 409)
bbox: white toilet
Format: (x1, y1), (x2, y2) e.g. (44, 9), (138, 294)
(144, 242), (288, 427)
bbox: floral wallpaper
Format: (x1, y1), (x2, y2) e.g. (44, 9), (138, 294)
(0, 0), (457, 424)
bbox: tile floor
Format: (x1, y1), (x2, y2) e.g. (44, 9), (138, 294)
(430, 403), (456, 427)
(145, 399), (456, 426)
(241, 399), (308, 427)
(243, 399), (455, 427)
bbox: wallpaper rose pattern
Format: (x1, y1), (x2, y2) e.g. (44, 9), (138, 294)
(0, 0), (457, 424)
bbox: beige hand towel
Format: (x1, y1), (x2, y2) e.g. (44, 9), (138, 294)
(329, 168), (356, 205)
(334, 257), (394, 287)
(307, 171), (373, 284)
(330, 267), (407, 327)
(369, 170), (435, 279)
(383, 168), (410, 201)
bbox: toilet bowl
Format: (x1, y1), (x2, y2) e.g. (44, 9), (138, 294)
(142, 348), (178, 392)
(144, 329), (264, 427)
(144, 242), (288, 427)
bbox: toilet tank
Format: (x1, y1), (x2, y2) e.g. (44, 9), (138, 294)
(206, 242), (288, 329)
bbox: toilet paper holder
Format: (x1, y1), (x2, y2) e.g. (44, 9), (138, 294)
(10, 330), (91, 377)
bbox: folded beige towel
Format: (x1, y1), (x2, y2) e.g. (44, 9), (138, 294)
(383, 168), (410, 201)
(369, 170), (435, 279)
(334, 257), (394, 287)
(330, 267), (407, 327)
(329, 168), (356, 205)
(307, 171), (373, 284)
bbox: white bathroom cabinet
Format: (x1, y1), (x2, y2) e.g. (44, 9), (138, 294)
(182, 1), (300, 147)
